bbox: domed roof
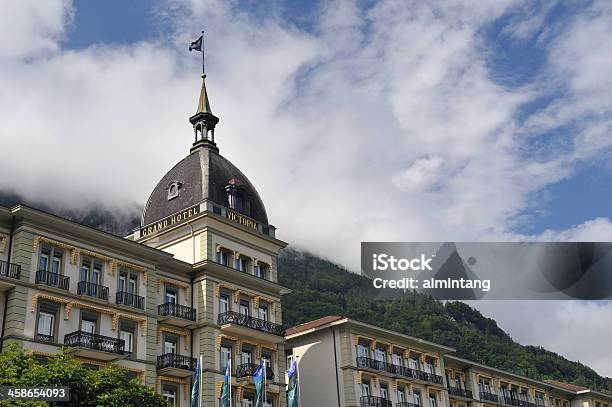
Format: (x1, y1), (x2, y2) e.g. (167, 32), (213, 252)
(142, 142), (268, 227)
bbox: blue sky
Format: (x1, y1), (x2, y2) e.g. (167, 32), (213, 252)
(1, 0), (612, 375)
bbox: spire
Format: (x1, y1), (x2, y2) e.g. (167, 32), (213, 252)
(196, 74), (213, 114)
(188, 31), (219, 151)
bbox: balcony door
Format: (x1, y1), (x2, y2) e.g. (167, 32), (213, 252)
(361, 382), (371, 398)
(408, 357), (419, 370)
(398, 389), (407, 403)
(374, 348), (386, 362)
(414, 391), (422, 406)
(241, 350), (252, 365)
(165, 287), (177, 304)
(164, 337), (177, 354)
(357, 344), (369, 359)
(219, 294), (229, 314)
(81, 316), (96, 334)
(239, 300), (250, 316)
(392, 353), (402, 366)
(380, 386), (389, 400)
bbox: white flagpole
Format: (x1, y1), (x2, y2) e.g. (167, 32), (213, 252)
(263, 361), (267, 405)
(228, 356), (232, 406)
(199, 353), (203, 407)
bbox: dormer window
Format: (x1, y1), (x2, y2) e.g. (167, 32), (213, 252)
(167, 180), (182, 200)
(225, 178), (251, 215)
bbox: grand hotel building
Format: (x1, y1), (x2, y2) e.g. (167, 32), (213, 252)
(0, 68), (288, 406)
(0, 56), (611, 407)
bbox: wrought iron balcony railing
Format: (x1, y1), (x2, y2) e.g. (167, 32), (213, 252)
(157, 353), (197, 371)
(355, 357), (440, 383)
(35, 270), (69, 290)
(64, 330), (124, 355)
(0, 260), (20, 280)
(480, 392), (500, 403)
(361, 396), (392, 407)
(217, 311), (284, 336)
(397, 403), (419, 407)
(35, 333), (54, 342)
(448, 387), (473, 399)
(158, 302), (196, 321)
(235, 363), (274, 380)
(77, 281), (109, 300)
(116, 291), (145, 310)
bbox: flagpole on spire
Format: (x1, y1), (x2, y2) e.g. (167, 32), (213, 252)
(201, 30), (205, 77)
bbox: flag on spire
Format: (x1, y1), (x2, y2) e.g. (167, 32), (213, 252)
(189, 35), (203, 52)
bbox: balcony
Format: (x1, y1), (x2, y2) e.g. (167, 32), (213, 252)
(116, 291), (145, 310)
(218, 311), (284, 343)
(355, 357), (440, 384)
(35, 270), (69, 290)
(361, 396), (392, 407)
(156, 353), (197, 377)
(397, 404), (419, 407)
(448, 387), (473, 399)
(64, 330), (124, 360)
(158, 302), (196, 327)
(501, 397), (534, 407)
(77, 281), (109, 301)
(480, 392), (500, 403)
(236, 363), (274, 381)
(0, 260), (20, 291)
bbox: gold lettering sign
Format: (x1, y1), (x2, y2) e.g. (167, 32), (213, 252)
(140, 205), (201, 237)
(225, 210), (258, 230)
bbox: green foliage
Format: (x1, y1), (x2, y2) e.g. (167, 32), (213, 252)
(278, 248), (612, 392)
(0, 344), (170, 407)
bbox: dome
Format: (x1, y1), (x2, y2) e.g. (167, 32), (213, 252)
(142, 142), (268, 227)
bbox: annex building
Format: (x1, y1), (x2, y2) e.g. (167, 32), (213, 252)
(0, 65), (288, 407)
(285, 316), (612, 407)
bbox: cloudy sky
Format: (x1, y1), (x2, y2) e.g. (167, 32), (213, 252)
(0, 0), (611, 376)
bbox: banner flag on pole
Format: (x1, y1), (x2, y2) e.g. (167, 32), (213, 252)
(287, 360), (300, 407)
(190, 356), (201, 407)
(253, 361), (265, 407)
(220, 360), (231, 407)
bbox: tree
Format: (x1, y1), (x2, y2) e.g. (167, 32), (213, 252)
(0, 343), (170, 407)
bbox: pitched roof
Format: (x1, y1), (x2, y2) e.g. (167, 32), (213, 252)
(285, 315), (344, 336)
(545, 380), (589, 392)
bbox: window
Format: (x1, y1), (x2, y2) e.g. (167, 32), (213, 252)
(361, 381), (371, 398)
(357, 344), (369, 358)
(167, 180), (182, 200)
(414, 391), (422, 406)
(235, 256), (249, 272)
(374, 348), (386, 362)
(392, 353), (403, 366)
(261, 353), (271, 372)
(479, 378), (491, 394)
(241, 348), (252, 365)
(535, 393), (545, 406)
(81, 312), (97, 334)
(219, 294), (230, 314)
(80, 257), (103, 286)
(258, 304), (268, 321)
(217, 249), (231, 267)
(221, 345), (232, 371)
(36, 302), (57, 341)
(254, 263), (268, 279)
(408, 356), (419, 370)
(429, 393), (437, 407)
(39, 246), (64, 275)
(423, 360), (435, 374)
(165, 287), (177, 304)
(398, 388), (407, 403)
(162, 385), (177, 406)
(380, 384), (389, 400)
(118, 270), (138, 307)
(164, 336), (177, 354)
(119, 321), (136, 357)
(239, 300), (250, 316)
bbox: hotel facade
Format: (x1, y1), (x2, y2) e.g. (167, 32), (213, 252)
(285, 316), (612, 407)
(0, 67), (288, 406)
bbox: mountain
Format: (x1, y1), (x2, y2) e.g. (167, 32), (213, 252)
(1, 192), (610, 391)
